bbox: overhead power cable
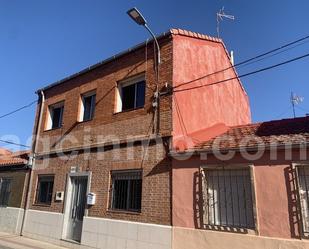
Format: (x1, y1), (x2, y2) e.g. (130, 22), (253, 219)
(173, 52), (309, 93)
(0, 139), (30, 148)
(0, 100), (37, 120)
(174, 34), (309, 90)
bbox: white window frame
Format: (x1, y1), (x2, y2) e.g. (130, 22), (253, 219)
(115, 74), (145, 113)
(78, 91), (96, 122)
(45, 101), (64, 130)
(201, 164), (257, 233)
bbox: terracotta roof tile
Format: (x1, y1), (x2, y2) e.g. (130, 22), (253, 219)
(0, 150), (30, 167)
(194, 117), (309, 151)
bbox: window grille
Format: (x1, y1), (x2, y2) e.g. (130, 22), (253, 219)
(36, 175), (54, 205)
(297, 166), (309, 236)
(202, 168), (255, 229)
(111, 170), (142, 212)
(0, 178), (12, 206)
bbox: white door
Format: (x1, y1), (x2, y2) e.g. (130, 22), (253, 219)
(66, 176), (88, 242)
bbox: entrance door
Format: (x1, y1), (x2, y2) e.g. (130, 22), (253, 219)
(67, 176), (88, 242)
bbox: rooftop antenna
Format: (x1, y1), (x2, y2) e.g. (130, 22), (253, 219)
(216, 7), (235, 38)
(291, 92), (304, 118)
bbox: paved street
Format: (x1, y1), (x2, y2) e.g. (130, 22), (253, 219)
(0, 233), (67, 249)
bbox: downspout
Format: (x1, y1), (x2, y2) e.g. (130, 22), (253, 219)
(20, 90), (45, 236)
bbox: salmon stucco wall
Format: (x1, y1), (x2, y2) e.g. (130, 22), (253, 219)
(172, 34), (251, 149)
(173, 227), (309, 249)
(172, 151), (306, 240)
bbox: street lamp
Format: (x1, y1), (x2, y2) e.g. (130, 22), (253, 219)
(127, 7), (161, 134)
(127, 7), (161, 65)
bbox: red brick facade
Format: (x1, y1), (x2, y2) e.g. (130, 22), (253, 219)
(29, 29), (251, 227)
(30, 35), (173, 225)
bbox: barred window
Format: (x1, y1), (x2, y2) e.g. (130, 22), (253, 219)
(0, 178), (12, 206)
(111, 170), (142, 212)
(36, 175), (54, 205)
(297, 166), (309, 236)
(203, 168), (255, 229)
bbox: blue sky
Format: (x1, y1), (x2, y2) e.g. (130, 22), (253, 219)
(0, 0), (309, 150)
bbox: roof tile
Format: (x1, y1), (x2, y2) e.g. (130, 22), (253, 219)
(194, 117), (309, 151)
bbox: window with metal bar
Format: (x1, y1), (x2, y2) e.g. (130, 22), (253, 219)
(0, 178), (12, 206)
(111, 170), (142, 212)
(202, 168), (255, 229)
(297, 166), (309, 236)
(36, 175), (54, 205)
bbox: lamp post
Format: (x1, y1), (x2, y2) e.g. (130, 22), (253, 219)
(127, 7), (161, 65)
(127, 7), (161, 134)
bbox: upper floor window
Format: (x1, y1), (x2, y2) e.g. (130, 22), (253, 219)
(35, 175), (54, 205)
(110, 170), (142, 212)
(79, 91), (96, 122)
(116, 75), (146, 112)
(202, 167), (255, 230)
(0, 178), (12, 206)
(46, 102), (64, 130)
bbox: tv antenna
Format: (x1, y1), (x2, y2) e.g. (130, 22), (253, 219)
(216, 7), (235, 38)
(291, 92), (304, 118)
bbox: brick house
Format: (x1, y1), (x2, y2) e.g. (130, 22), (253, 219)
(22, 29), (250, 248)
(171, 117), (309, 249)
(0, 149), (30, 234)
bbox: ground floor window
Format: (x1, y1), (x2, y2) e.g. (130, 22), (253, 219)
(202, 167), (255, 229)
(35, 175), (54, 205)
(0, 178), (12, 206)
(111, 170), (142, 212)
(297, 166), (309, 236)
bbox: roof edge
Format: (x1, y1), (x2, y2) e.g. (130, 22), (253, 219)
(35, 28), (232, 94)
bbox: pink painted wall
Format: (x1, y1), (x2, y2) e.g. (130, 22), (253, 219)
(172, 35), (251, 149)
(172, 151), (305, 240)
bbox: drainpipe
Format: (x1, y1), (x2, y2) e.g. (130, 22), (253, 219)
(20, 90), (45, 236)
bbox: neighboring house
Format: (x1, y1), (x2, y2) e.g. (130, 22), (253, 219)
(0, 149), (30, 234)
(171, 117), (309, 249)
(22, 28), (250, 249)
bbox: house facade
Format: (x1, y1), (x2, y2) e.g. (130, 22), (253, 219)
(171, 117), (309, 249)
(22, 29), (250, 249)
(0, 149), (30, 234)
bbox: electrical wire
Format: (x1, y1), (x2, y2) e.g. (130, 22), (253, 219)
(0, 100), (37, 119)
(173, 52), (309, 93)
(0, 139), (30, 148)
(174, 34), (309, 90)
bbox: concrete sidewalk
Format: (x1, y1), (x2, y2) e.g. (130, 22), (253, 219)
(0, 233), (67, 249)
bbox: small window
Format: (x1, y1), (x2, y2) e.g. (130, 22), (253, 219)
(111, 170), (142, 212)
(46, 102), (64, 130)
(79, 92), (96, 122)
(117, 76), (146, 112)
(297, 166), (309, 236)
(0, 178), (12, 206)
(202, 168), (255, 229)
(36, 175), (54, 205)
